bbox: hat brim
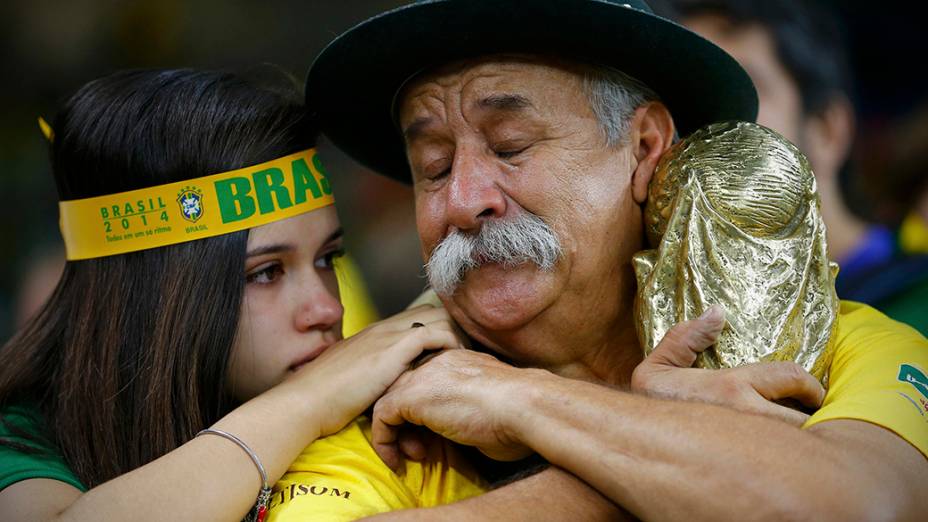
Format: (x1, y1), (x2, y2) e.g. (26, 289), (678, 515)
(306, 0), (758, 184)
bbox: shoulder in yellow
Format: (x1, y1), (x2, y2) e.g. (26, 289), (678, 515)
(267, 417), (486, 522)
(805, 301), (928, 457)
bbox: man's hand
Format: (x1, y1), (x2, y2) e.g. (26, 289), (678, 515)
(630, 305), (825, 425)
(370, 349), (536, 470)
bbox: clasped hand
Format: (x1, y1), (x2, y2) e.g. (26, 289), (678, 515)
(368, 305), (825, 471)
(371, 349), (537, 470)
(285, 305), (467, 438)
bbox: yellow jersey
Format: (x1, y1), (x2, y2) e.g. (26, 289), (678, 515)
(805, 301), (928, 456)
(267, 417), (486, 522)
(334, 254), (380, 338)
(268, 301), (927, 521)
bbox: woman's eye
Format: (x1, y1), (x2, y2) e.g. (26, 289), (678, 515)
(246, 263), (284, 285)
(315, 248), (346, 270)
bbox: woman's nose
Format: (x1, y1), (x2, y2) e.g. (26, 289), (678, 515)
(293, 281), (344, 333)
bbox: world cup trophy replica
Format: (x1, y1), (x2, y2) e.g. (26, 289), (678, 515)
(633, 121), (839, 383)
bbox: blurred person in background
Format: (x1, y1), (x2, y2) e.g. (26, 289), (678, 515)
(856, 100), (928, 332)
(673, 0), (928, 335)
(889, 102), (928, 257)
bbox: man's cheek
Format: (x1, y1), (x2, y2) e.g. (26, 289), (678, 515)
(415, 202), (446, 259)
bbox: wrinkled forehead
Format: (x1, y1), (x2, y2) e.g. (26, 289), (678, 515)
(394, 54), (589, 125)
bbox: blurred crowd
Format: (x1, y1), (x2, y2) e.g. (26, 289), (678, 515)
(2, 0), (927, 341)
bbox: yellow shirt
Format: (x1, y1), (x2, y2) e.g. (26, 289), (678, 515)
(267, 417), (486, 522)
(268, 300), (926, 520)
(335, 255), (380, 338)
(900, 212), (928, 254)
(805, 301), (928, 457)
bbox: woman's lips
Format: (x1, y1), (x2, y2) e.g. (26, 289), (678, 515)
(289, 342), (334, 372)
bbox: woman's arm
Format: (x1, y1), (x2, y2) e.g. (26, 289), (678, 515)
(0, 306), (463, 522)
(1, 382), (326, 522)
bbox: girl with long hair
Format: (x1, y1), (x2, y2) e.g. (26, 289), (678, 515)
(0, 68), (482, 522)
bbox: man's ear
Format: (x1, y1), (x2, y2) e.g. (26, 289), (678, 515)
(802, 95), (855, 182)
(630, 102), (675, 204)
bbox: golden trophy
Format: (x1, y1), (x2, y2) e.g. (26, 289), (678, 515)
(633, 121), (839, 383)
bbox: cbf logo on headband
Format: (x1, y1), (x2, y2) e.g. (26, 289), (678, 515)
(178, 186), (204, 223)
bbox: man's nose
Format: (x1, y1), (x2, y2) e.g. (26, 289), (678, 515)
(445, 146), (507, 231)
(293, 279), (344, 333)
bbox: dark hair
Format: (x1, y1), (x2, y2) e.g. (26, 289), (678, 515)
(0, 68), (315, 488)
(671, 0), (852, 116)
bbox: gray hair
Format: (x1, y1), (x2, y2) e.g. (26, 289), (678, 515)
(425, 212), (562, 296)
(582, 65), (662, 146)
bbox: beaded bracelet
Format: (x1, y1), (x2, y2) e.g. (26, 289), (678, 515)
(197, 428), (272, 522)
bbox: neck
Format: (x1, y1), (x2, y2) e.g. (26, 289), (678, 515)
(551, 313), (642, 387)
(818, 174), (869, 262)
(472, 265), (643, 387)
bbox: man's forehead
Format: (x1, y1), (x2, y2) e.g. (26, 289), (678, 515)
(396, 55), (586, 119)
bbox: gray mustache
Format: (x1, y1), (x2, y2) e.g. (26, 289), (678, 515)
(425, 213), (562, 296)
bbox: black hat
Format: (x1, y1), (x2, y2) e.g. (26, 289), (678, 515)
(305, 0), (758, 184)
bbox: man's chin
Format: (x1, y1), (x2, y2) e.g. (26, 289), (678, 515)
(449, 262), (555, 332)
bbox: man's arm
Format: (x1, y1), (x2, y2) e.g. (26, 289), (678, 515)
(506, 371), (925, 521)
(370, 314), (928, 521)
(367, 467), (631, 521)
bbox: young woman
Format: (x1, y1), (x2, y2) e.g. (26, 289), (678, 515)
(0, 69), (482, 522)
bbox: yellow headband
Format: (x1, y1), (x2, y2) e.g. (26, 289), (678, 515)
(59, 149), (334, 260)
(38, 117), (54, 142)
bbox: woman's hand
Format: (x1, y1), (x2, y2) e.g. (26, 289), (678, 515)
(289, 305), (467, 437)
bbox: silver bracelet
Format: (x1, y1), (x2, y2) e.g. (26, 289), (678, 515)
(197, 428), (272, 522)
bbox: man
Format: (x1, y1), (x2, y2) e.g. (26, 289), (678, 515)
(305, 1), (928, 519)
(674, 0), (928, 335)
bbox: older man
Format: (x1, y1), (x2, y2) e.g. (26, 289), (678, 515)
(306, 1), (928, 520)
